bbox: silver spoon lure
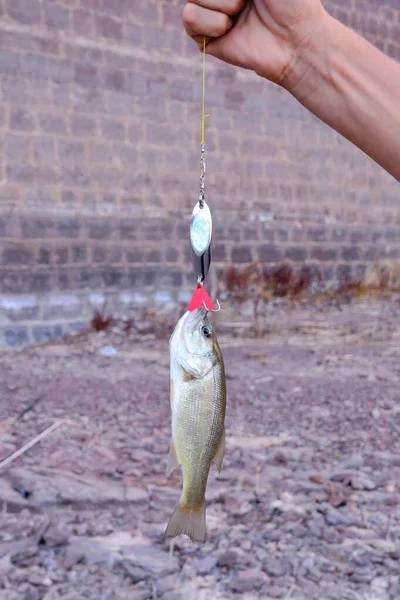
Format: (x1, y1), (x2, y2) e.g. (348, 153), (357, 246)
(190, 143), (212, 283)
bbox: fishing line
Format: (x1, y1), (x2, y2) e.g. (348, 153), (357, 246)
(201, 36), (210, 146)
(188, 36), (215, 310)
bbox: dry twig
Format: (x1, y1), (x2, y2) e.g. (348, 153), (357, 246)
(0, 420), (66, 471)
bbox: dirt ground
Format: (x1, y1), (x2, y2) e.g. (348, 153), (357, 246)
(0, 298), (399, 600)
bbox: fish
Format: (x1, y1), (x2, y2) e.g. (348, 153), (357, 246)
(165, 306), (226, 545)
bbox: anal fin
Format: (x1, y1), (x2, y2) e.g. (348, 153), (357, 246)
(213, 428), (225, 473)
(166, 439), (180, 477)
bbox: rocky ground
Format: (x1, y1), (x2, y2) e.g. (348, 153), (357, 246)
(0, 298), (399, 600)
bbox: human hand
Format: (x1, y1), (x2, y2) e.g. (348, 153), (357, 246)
(182, 0), (326, 90)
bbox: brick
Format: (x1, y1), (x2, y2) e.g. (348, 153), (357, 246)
(2, 243), (34, 266)
(92, 167), (120, 190)
(58, 139), (85, 163)
(143, 219), (172, 241)
(102, 68), (125, 91)
(107, 91), (135, 116)
(39, 112), (67, 134)
(332, 228), (348, 242)
(3, 133), (31, 161)
(133, 1), (160, 25)
(61, 189), (79, 211)
(101, 0), (129, 17)
(4, 327), (30, 348)
(88, 142), (114, 163)
(75, 63), (99, 88)
(61, 165), (90, 187)
(37, 247), (51, 265)
(350, 229), (370, 243)
(257, 245), (282, 263)
(341, 246), (362, 261)
(126, 248), (143, 263)
(33, 136), (55, 162)
(0, 50), (19, 74)
(21, 54), (74, 83)
(72, 9), (94, 36)
(10, 108), (35, 132)
(70, 114), (97, 136)
(71, 87), (107, 114)
(55, 247), (69, 265)
(100, 268), (125, 288)
(278, 228), (290, 242)
(6, 0), (41, 24)
(44, 1), (70, 29)
(310, 247), (337, 261)
(166, 247), (178, 262)
(55, 217), (80, 238)
(386, 228), (398, 242)
(141, 148), (163, 168)
(364, 246), (386, 260)
(243, 226), (258, 241)
(128, 124), (144, 143)
(101, 118), (125, 141)
(307, 227), (326, 242)
(260, 226), (275, 243)
(95, 14), (122, 40)
(285, 247), (307, 262)
(21, 216), (53, 238)
(92, 246), (107, 263)
(36, 165), (60, 185)
(7, 164), (35, 184)
(232, 246), (252, 264)
(88, 218), (113, 239)
(112, 144), (137, 166)
(24, 188), (56, 211)
(145, 249), (162, 262)
(109, 246), (122, 263)
(123, 23), (142, 44)
(120, 220), (138, 240)
(0, 296), (39, 321)
(143, 27), (168, 50)
(72, 244), (87, 263)
(336, 264), (352, 280)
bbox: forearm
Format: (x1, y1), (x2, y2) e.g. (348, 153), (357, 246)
(282, 12), (400, 181)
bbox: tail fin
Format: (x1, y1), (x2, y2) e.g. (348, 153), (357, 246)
(165, 503), (206, 546)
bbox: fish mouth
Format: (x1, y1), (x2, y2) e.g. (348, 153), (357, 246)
(185, 307), (208, 328)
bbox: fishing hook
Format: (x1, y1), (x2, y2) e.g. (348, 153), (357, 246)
(203, 299), (221, 313)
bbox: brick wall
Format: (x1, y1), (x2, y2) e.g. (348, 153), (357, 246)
(0, 0), (399, 347)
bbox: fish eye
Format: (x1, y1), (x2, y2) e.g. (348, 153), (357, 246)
(202, 326), (211, 338)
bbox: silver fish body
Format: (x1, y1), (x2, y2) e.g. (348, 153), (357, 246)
(165, 307), (226, 544)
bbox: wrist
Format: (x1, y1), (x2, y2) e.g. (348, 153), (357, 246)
(277, 10), (336, 101)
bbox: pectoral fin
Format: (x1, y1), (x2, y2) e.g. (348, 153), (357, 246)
(213, 429), (225, 473)
(166, 439), (180, 477)
(179, 355), (213, 379)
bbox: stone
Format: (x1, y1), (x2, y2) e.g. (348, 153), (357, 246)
(191, 554), (217, 575)
(125, 487), (148, 504)
(122, 544), (179, 576)
(217, 549), (238, 569)
(263, 557), (292, 577)
(63, 546), (85, 570)
(156, 573), (178, 595)
(122, 561), (149, 583)
(319, 503), (356, 527)
(230, 569), (263, 593)
(350, 474), (378, 491)
(41, 523), (69, 548)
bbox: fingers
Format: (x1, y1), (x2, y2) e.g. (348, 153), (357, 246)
(188, 0), (245, 17)
(183, 3), (233, 41)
